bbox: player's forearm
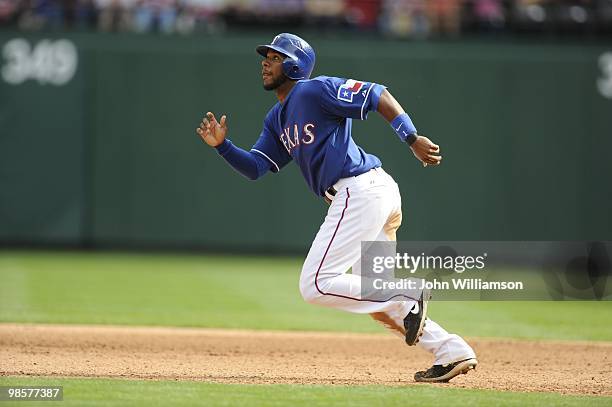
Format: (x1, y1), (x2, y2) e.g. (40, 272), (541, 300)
(377, 89), (418, 145)
(215, 139), (269, 181)
(377, 89), (404, 122)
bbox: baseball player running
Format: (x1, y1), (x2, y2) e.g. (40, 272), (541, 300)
(197, 33), (477, 383)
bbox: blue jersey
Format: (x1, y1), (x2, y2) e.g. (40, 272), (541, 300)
(250, 76), (386, 196)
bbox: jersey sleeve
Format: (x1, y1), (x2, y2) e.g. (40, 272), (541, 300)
(319, 76), (387, 120)
(250, 109), (292, 173)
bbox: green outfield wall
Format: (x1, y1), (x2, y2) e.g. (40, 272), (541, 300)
(1, 32), (611, 251)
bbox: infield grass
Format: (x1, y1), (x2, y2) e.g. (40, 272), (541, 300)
(0, 376), (610, 407)
(0, 251), (611, 341)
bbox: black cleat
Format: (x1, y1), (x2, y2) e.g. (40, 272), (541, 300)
(403, 288), (430, 346)
(414, 358), (478, 383)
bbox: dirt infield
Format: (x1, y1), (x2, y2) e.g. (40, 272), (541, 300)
(1, 324), (611, 396)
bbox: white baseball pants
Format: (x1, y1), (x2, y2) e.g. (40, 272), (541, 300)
(299, 167), (476, 365)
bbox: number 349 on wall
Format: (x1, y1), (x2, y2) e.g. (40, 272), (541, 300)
(1, 38), (78, 86)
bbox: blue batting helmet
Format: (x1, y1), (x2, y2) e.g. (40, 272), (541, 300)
(256, 33), (316, 80)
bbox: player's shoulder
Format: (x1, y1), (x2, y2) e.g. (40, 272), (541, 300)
(308, 75), (347, 88)
(291, 76), (345, 98)
(292, 77), (325, 95)
(308, 76), (361, 97)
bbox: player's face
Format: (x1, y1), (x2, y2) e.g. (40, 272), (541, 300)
(261, 50), (287, 91)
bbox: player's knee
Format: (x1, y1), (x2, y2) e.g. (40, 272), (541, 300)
(299, 280), (319, 304)
(299, 273), (324, 304)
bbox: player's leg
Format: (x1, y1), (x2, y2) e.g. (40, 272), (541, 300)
(362, 226), (408, 339)
(416, 318), (476, 365)
(368, 170), (477, 376)
(299, 170), (419, 319)
(364, 201), (428, 343)
(346, 231), (412, 338)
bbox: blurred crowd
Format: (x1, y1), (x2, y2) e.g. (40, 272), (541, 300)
(0, 0), (611, 37)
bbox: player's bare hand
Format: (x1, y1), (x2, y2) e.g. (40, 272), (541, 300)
(410, 135), (442, 167)
(197, 112), (228, 147)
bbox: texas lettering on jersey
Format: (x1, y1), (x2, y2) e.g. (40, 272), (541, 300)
(279, 123), (316, 154)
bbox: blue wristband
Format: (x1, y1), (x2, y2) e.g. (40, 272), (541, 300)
(390, 113), (417, 144)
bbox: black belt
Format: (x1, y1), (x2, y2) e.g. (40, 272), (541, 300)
(323, 168), (380, 204)
(324, 186), (337, 205)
